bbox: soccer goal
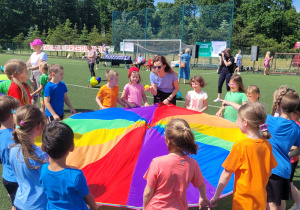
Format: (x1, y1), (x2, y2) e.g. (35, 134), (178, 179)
(272, 53), (300, 74)
(122, 39), (193, 62)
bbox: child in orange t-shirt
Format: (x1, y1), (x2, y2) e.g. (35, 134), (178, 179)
(211, 102), (277, 210)
(143, 118), (209, 210)
(95, 69), (127, 109)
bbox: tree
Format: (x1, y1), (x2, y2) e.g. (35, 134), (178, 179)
(80, 24), (89, 45)
(88, 26), (102, 45)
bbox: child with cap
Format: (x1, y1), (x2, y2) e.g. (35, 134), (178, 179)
(121, 67), (149, 108)
(26, 39), (47, 104)
(95, 69), (128, 109)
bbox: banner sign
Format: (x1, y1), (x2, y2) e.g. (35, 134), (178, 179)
(120, 42), (134, 52)
(196, 41), (227, 57)
(43, 45), (108, 53)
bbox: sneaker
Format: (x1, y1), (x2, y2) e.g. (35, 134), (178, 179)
(213, 98), (220, 102)
(289, 203), (300, 210)
(237, 72), (241, 75)
(96, 67), (98, 70)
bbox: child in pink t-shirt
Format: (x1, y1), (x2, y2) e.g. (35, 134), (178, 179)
(121, 67), (149, 107)
(143, 118), (209, 209)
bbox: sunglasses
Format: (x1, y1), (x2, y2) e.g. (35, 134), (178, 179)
(228, 83), (237, 87)
(153, 66), (162, 69)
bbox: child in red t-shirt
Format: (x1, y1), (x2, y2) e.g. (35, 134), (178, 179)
(143, 118), (209, 209)
(4, 59), (32, 106)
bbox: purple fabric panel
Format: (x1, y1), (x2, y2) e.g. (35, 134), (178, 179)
(124, 104), (157, 124)
(126, 128), (167, 207)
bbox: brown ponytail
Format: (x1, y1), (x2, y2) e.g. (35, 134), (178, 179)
(12, 105), (47, 169)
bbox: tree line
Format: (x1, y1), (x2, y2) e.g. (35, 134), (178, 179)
(1, 0), (299, 53)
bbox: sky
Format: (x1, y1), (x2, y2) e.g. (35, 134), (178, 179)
(154, 0), (300, 12)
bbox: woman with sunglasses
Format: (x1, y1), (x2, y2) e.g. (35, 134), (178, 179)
(146, 56), (179, 105)
(214, 48), (234, 102)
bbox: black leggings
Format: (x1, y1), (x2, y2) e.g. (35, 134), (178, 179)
(154, 89), (176, 105)
(218, 72), (232, 93)
(88, 63), (95, 77)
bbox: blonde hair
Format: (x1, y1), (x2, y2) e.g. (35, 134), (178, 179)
(230, 75), (245, 93)
(106, 69), (118, 80)
(185, 48), (190, 54)
(165, 119), (198, 155)
(246, 85), (260, 100)
(271, 86), (299, 116)
(266, 51), (270, 57)
(48, 64), (63, 80)
(129, 71), (141, 84)
(39, 61), (50, 74)
(0, 95), (20, 122)
(189, 75), (206, 88)
(4, 59), (33, 105)
(238, 102), (271, 139)
(12, 105), (47, 169)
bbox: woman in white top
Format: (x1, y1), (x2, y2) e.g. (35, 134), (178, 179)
(27, 39), (48, 103)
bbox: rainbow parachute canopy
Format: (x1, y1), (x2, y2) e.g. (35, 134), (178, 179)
(37, 104), (246, 208)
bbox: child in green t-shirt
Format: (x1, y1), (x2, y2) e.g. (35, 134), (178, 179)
(30, 62), (49, 113)
(216, 75), (248, 122)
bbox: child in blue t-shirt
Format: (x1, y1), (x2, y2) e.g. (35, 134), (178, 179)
(9, 105), (48, 210)
(266, 86), (300, 210)
(40, 121), (99, 210)
(0, 95), (20, 209)
(44, 64), (76, 122)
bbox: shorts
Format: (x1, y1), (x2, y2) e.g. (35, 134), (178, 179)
(3, 178), (18, 206)
(290, 161), (298, 182)
(47, 115), (64, 122)
(266, 174), (291, 206)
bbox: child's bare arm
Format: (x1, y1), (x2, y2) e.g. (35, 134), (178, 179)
(199, 99), (208, 112)
(95, 96), (106, 109)
(216, 105), (225, 117)
(185, 99), (190, 108)
(64, 93), (76, 114)
(142, 89), (149, 106)
(117, 97), (128, 108)
(84, 192), (99, 210)
(121, 89), (135, 108)
(198, 182), (210, 209)
(143, 185), (155, 208)
(44, 97), (60, 120)
(210, 169), (233, 205)
(31, 84), (44, 97)
(219, 99), (241, 110)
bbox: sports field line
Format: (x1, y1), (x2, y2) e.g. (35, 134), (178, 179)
(65, 83), (221, 108)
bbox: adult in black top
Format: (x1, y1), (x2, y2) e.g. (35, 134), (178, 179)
(214, 48), (234, 102)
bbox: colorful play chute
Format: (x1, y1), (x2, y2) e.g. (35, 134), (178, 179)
(38, 104), (246, 208)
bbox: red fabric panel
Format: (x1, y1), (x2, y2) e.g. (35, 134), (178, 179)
(81, 127), (146, 204)
(152, 104), (201, 125)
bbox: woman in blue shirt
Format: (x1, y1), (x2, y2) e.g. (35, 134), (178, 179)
(178, 48), (191, 84)
(147, 55), (179, 105)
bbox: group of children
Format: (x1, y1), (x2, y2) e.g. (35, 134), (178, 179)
(1, 56), (300, 210)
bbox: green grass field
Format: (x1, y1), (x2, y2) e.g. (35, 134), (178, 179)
(0, 53), (300, 209)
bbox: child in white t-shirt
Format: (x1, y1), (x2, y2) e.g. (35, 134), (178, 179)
(185, 75), (208, 112)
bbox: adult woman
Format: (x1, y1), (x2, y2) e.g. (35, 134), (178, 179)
(26, 39), (47, 103)
(147, 55), (179, 105)
(86, 45), (96, 77)
(178, 48), (191, 84)
(264, 51), (273, 75)
(214, 48), (234, 102)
